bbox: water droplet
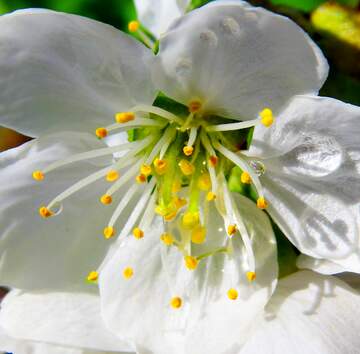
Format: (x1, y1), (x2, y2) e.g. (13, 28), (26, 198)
(250, 160), (266, 176)
(175, 58), (192, 77)
(221, 17), (240, 35)
(199, 30), (218, 47)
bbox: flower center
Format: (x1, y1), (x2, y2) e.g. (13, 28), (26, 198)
(32, 95), (274, 307)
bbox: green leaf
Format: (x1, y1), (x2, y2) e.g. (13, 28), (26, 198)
(270, 0), (326, 12)
(271, 221), (299, 278)
(187, 0), (214, 11)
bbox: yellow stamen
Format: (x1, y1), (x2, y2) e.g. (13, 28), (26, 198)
(240, 171), (252, 184)
(136, 174), (147, 184)
(184, 255), (199, 270)
(260, 108), (274, 127)
(154, 158), (167, 175)
(183, 145), (194, 156)
(100, 194), (112, 205)
(106, 170), (119, 182)
(188, 100), (202, 113)
(32, 170), (44, 181)
(103, 226), (115, 239)
(209, 155), (218, 167)
(115, 111), (135, 123)
(179, 159), (195, 176)
(160, 232), (174, 246)
(140, 164), (152, 177)
(39, 206), (53, 218)
(257, 197), (268, 209)
(191, 226), (206, 244)
(197, 172), (211, 190)
(170, 296), (182, 309)
(227, 288), (238, 300)
(182, 211), (200, 229)
(173, 197), (187, 209)
(164, 211), (178, 221)
(206, 191), (216, 201)
(87, 271), (98, 282)
(95, 127), (108, 139)
(246, 271), (256, 282)
(133, 227), (144, 239)
(227, 224), (237, 236)
(128, 20), (140, 33)
(123, 267), (134, 279)
(172, 180), (182, 193)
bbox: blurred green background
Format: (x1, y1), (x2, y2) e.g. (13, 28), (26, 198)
(0, 0), (359, 151)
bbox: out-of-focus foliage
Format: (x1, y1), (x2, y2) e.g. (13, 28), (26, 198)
(269, 0), (359, 12)
(0, 127), (30, 152)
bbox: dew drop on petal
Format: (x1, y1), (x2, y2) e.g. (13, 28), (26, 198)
(175, 58), (192, 77)
(282, 134), (343, 178)
(199, 30), (218, 47)
(220, 17), (240, 35)
(250, 160), (266, 176)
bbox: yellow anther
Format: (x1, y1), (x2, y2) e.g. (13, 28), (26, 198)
(257, 197), (268, 209)
(128, 20), (140, 33)
(123, 267), (134, 279)
(87, 271), (99, 282)
(188, 100), (202, 113)
(184, 255), (199, 270)
(227, 224), (237, 236)
(197, 172), (211, 191)
(95, 127), (108, 139)
(115, 111), (135, 123)
(164, 211), (178, 221)
(240, 171), (252, 184)
(183, 145), (194, 156)
(206, 191), (216, 201)
(209, 155), (218, 167)
(173, 197), (187, 209)
(136, 174), (147, 184)
(172, 180), (182, 193)
(260, 108), (274, 127)
(154, 158), (168, 175)
(133, 227), (144, 239)
(160, 232), (174, 246)
(32, 170), (44, 181)
(191, 226), (206, 244)
(140, 164), (152, 177)
(246, 271), (256, 282)
(170, 296), (182, 309)
(39, 206), (54, 218)
(106, 170), (119, 182)
(100, 194), (112, 205)
(182, 211), (200, 229)
(103, 226), (115, 239)
(179, 159), (195, 176)
(227, 288), (238, 300)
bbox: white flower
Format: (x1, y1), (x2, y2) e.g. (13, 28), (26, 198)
(0, 1), (359, 353)
(133, 0), (190, 37)
(0, 290), (133, 354)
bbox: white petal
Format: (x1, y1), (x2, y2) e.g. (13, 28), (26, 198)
(240, 271), (360, 354)
(99, 195), (277, 354)
(0, 132), (126, 291)
(153, 1), (328, 119)
(249, 96), (360, 269)
(297, 251), (360, 275)
(0, 9), (155, 137)
(134, 0), (189, 37)
(0, 290), (133, 352)
(263, 173), (359, 261)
